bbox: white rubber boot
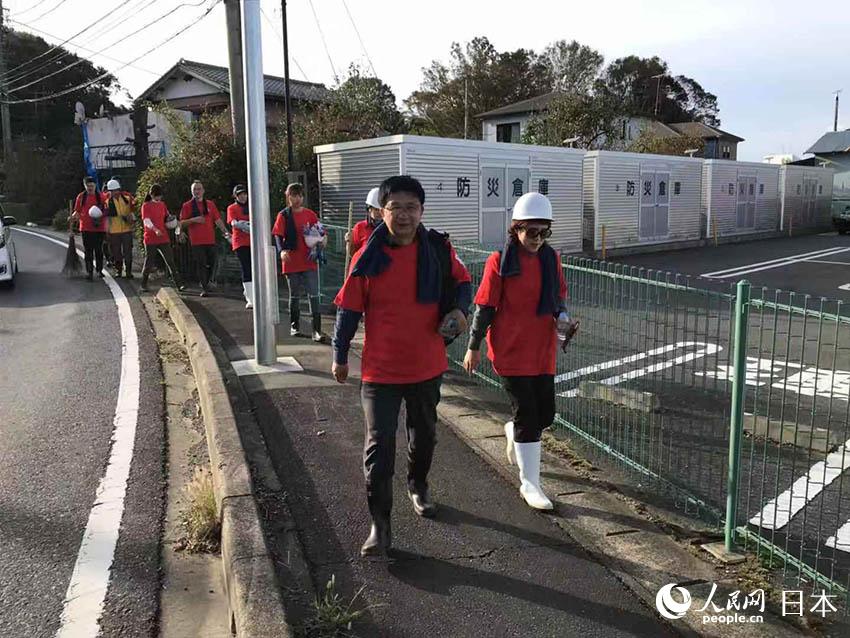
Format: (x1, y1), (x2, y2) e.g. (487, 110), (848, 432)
(514, 441), (553, 510)
(504, 421), (515, 465)
(243, 282), (253, 309)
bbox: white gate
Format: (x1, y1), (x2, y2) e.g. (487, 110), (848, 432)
(639, 171), (670, 240)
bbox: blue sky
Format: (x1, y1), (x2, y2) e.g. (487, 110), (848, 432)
(6, 0), (848, 161)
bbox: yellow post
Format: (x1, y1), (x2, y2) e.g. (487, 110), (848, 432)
(713, 220), (718, 247)
(343, 201), (354, 274)
(789, 213), (793, 237)
(601, 224), (607, 261)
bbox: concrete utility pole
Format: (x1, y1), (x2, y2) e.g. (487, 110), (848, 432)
(280, 0), (294, 170)
(224, 0), (246, 145)
(241, 0), (277, 365)
(833, 89), (842, 132)
(0, 0), (13, 163)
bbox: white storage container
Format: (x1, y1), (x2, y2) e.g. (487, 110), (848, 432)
(702, 160), (781, 239)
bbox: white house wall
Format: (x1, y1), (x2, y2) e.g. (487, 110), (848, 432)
(157, 76), (219, 101)
(85, 111), (190, 149)
(703, 160), (781, 237)
(481, 113), (532, 143)
(317, 146), (401, 226)
(779, 165), (834, 231)
(587, 152), (703, 250)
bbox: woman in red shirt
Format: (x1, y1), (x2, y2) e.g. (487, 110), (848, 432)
(463, 192), (578, 511)
(227, 184), (252, 309)
(140, 184), (184, 292)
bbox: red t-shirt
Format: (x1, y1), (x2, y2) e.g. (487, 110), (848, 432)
(74, 191), (107, 233)
(180, 198), (221, 246)
(141, 200), (171, 245)
(271, 207), (319, 274)
(350, 219), (375, 254)
(227, 203), (250, 250)
(334, 239), (472, 384)
(474, 249), (567, 377)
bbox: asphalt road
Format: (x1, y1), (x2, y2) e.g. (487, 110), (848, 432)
(191, 295), (674, 638)
(0, 229), (166, 637)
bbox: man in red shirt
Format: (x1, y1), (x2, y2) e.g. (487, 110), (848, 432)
(71, 176), (107, 280)
(272, 183), (326, 341)
(346, 186), (383, 260)
(331, 175), (472, 557)
(179, 180), (231, 297)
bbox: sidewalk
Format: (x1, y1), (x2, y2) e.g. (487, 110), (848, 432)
(184, 293), (676, 638)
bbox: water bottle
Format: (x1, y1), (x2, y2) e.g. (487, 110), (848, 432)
(556, 311), (571, 342)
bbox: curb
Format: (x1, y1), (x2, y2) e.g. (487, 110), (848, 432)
(155, 287), (292, 638)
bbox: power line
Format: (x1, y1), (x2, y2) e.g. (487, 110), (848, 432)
(340, 0), (376, 78)
(8, 20), (160, 76)
(0, 0), (222, 104)
(27, 0), (71, 23)
(305, 0), (337, 83)
(259, 4), (308, 82)
(2, 0), (141, 81)
(12, 0), (52, 18)
(7, 0), (210, 93)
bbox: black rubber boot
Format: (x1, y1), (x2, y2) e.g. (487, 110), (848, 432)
(289, 301), (301, 335)
(361, 482), (392, 557)
(407, 487), (437, 518)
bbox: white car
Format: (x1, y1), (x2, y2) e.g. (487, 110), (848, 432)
(0, 213), (18, 287)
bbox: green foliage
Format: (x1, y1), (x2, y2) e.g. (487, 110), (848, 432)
(627, 130), (706, 157)
(5, 29), (123, 149)
(522, 92), (620, 149)
(307, 575), (367, 637)
(52, 208), (70, 231)
(541, 40), (605, 95)
(5, 136), (82, 220)
(405, 36), (550, 138)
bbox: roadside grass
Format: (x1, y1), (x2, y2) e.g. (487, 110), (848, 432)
(176, 466), (220, 553)
(306, 575), (376, 637)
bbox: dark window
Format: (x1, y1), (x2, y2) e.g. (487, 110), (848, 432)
(722, 145), (731, 159)
(819, 184), (823, 195)
(674, 182), (681, 195)
(759, 183), (764, 195)
(496, 122), (520, 143)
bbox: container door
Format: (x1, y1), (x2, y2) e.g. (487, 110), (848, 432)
(806, 179), (816, 224)
(735, 177), (747, 227)
(639, 171), (656, 240)
(655, 171), (670, 237)
(746, 177), (757, 228)
(480, 164), (507, 244)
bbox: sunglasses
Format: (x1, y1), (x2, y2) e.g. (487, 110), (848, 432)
(521, 227), (552, 239)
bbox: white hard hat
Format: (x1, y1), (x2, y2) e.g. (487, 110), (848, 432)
(365, 187), (381, 209)
(165, 217), (178, 230)
(106, 178), (121, 191)
(512, 192), (552, 222)
(88, 205), (103, 219)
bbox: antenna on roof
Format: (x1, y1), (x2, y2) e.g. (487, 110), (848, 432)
(833, 89), (842, 132)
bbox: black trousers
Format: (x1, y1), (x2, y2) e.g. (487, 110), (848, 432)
(503, 375), (556, 443)
(81, 231), (105, 274)
(142, 243), (182, 286)
(192, 244), (217, 289)
(235, 245), (252, 282)
(107, 231), (133, 275)
(361, 375), (442, 514)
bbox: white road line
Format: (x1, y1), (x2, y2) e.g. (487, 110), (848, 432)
(556, 342), (721, 396)
(840, 284), (850, 292)
(748, 442), (850, 530)
(702, 247), (850, 279)
(805, 260), (850, 266)
(825, 520), (850, 554)
(701, 247), (850, 278)
(15, 229), (141, 638)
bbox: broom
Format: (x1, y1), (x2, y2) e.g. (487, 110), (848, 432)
(62, 199), (83, 276)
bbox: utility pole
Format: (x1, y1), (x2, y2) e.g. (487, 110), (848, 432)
(280, 0), (294, 170)
(652, 73), (664, 118)
(242, 0), (277, 365)
(224, 0), (246, 145)
(463, 77), (468, 140)
(833, 89), (842, 132)
(0, 0), (13, 163)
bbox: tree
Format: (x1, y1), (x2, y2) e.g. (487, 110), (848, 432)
(4, 29), (124, 148)
(541, 40), (604, 95)
(627, 129), (705, 157)
(600, 55), (719, 125)
(522, 90), (620, 150)
(405, 37), (550, 139)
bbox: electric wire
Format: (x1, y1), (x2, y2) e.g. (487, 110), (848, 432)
(340, 0), (376, 77)
(305, 0), (338, 82)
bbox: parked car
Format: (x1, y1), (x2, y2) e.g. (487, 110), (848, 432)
(832, 199), (850, 234)
(0, 213), (18, 287)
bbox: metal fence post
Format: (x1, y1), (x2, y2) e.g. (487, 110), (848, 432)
(725, 279), (751, 552)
